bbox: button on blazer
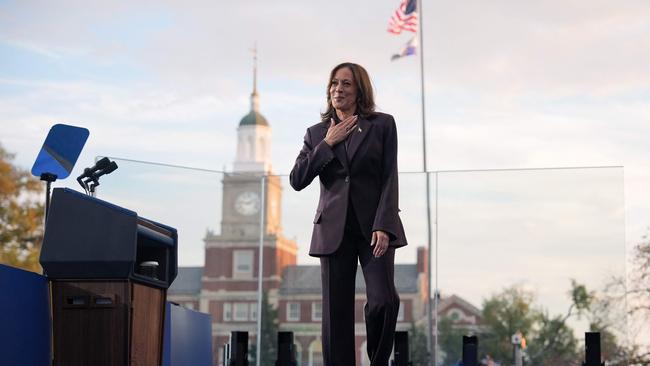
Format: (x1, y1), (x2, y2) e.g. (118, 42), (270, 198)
(290, 112), (407, 256)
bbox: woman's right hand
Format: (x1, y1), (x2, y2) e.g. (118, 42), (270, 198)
(324, 115), (358, 146)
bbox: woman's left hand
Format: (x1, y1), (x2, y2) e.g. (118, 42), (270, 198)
(371, 230), (389, 257)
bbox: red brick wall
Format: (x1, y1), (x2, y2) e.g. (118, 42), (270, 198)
(417, 246), (427, 274)
(204, 244), (296, 281)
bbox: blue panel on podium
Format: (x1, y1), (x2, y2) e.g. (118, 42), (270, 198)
(0, 264), (51, 366)
(163, 301), (213, 366)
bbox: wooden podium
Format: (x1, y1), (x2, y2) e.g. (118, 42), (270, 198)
(41, 188), (178, 366)
(52, 281), (165, 366)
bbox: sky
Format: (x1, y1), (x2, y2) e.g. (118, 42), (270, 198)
(1, 0), (649, 342)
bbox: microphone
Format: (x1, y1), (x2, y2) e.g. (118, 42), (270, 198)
(76, 158), (119, 194)
(103, 161), (118, 175)
(94, 157), (111, 170)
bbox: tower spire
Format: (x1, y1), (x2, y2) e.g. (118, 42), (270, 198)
(250, 43), (259, 112)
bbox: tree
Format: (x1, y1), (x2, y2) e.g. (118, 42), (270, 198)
(526, 310), (580, 365)
(437, 315), (467, 366)
(478, 281), (618, 366)
(525, 281), (590, 365)
(0, 143), (44, 272)
(481, 286), (538, 363)
(601, 229), (650, 365)
(409, 322), (430, 366)
(249, 291), (279, 366)
(628, 229), (650, 319)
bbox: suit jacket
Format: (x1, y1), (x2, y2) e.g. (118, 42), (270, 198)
(290, 112), (407, 257)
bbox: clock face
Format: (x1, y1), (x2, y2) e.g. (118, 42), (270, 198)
(234, 191), (260, 216)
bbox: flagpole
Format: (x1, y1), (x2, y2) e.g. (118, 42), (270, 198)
(416, 0), (435, 365)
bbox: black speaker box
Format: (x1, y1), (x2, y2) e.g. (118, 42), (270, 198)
(230, 331), (249, 366)
(462, 335), (478, 366)
(276, 331), (297, 366)
(393, 331), (409, 366)
(584, 332), (603, 366)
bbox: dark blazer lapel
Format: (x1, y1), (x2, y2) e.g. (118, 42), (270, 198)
(321, 123), (349, 171)
(333, 139), (349, 171)
(347, 116), (371, 163)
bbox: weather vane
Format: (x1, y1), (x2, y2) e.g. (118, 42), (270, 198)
(250, 42), (257, 94)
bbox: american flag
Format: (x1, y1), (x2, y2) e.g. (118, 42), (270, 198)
(387, 0), (418, 35)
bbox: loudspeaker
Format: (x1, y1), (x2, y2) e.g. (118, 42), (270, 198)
(393, 331), (409, 366)
(584, 332), (603, 366)
(230, 331), (249, 366)
(462, 335), (478, 366)
(276, 331), (297, 366)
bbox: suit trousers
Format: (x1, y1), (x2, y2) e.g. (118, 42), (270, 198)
(320, 206), (400, 366)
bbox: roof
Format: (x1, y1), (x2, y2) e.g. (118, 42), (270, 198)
(239, 110), (268, 126)
(168, 267), (203, 296)
(439, 294), (482, 317)
(279, 264), (419, 295)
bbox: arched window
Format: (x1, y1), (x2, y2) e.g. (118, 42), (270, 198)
(237, 134), (244, 159)
(294, 341), (303, 366)
(448, 308), (463, 321)
(308, 339), (323, 366)
(259, 137), (266, 161)
(247, 135), (254, 160)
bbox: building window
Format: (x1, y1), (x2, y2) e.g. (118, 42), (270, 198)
(448, 309), (462, 321)
(312, 302), (322, 321)
(250, 303), (257, 321)
(397, 301), (405, 321)
(224, 303), (232, 322)
(309, 340), (323, 366)
(287, 302), (300, 322)
(233, 250), (254, 278)
(233, 302), (249, 321)
(294, 342), (302, 366)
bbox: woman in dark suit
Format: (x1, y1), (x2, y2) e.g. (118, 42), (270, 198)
(290, 62), (407, 366)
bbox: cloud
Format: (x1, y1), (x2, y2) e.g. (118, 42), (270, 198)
(0, 2), (649, 327)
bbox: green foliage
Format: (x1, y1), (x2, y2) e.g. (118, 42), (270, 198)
(409, 322), (430, 366)
(569, 279), (593, 315)
(480, 286), (537, 363)
(0, 143), (44, 272)
(249, 291), (279, 366)
(589, 320), (628, 364)
(437, 316), (466, 366)
(526, 311), (579, 365)
(477, 281), (617, 365)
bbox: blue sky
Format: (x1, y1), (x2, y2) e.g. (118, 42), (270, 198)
(1, 0), (648, 341)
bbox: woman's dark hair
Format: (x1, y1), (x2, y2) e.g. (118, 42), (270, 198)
(321, 62), (376, 122)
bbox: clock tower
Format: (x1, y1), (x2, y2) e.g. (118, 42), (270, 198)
(200, 53), (298, 350)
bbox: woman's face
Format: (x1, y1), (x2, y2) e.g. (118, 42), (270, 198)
(329, 67), (358, 114)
